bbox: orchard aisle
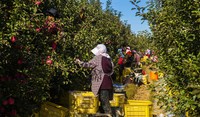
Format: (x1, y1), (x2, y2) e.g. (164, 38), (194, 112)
(130, 65), (165, 116)
(131, 82), (165, 116)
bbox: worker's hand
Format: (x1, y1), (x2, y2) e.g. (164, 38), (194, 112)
(75, 58), (81, 64)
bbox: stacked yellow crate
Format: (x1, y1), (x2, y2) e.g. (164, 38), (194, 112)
(68, 91), (99, 115)
(140, 56), (148, 63)
(110, 93), (126, 116)
(110, 93), (126, 107)
(122, 67), (132, 77)
(39, 102), (69, 117)
(124, 100), (153, 117)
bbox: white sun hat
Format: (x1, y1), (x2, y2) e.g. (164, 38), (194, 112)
(91, 46), (99, 56)
(91, 44), (106, 55)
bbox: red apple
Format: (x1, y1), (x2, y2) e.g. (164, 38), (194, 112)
(52, 42), (57, 50)
(18, 59), (22, 65)
(35, 1), (42, 5)
(11, 36), (16, 43)
(46, 59), (52, 65)
(36, 28), (41, 32)
(50, 23), (56, 28)
(8, 97), (15, 105)
(48, 23), (57, 33)
(142, 70), (146, 75)
(47, 56), (51, 59)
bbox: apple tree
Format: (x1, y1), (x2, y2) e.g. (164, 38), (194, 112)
(131, 0), (200, 116)
(0, 0), (136, 116)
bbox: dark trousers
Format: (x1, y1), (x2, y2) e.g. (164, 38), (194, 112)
(99, 89), (112, 114)
(119, 64), (124, 77)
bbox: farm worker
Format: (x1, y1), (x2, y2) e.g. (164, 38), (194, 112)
(117, 47), (125, 58)
(145, 49), (151, 58)
(117, 48), (125, 83)
(132, 50), (141, 68)
(75, 44), (114, 115)
(121, 47), (133, 84)
(125, 46), (131, 54)
(150, 50), (158, 63)
(124, 46), (133, 67)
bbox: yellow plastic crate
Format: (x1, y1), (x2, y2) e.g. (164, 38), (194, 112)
(110, 93), (126, 107)
(69, 91), (99, 114)
(140, 56), (148, 63)
(39, 102), (69, 117)
(124, 100), (152, 117)
(123, 67), (132, 77)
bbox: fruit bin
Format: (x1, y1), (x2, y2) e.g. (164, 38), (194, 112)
(124, 100), (153, 117)
(68, 91), (99, 114)
(123, 67), (132, 77)
(110, 93), (126, 107)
